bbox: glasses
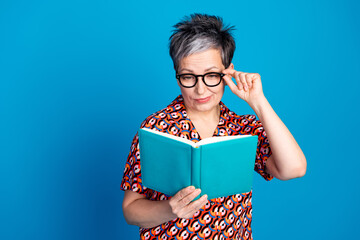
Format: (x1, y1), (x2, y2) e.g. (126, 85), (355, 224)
(176, 72), (225, 88)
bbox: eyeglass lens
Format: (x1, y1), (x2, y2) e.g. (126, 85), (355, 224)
(179, 73), (222, 87)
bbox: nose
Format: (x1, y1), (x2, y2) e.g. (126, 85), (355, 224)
(195, 76), (206, 95)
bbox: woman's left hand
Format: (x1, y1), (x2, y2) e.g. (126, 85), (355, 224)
(222, 67), (266, 107)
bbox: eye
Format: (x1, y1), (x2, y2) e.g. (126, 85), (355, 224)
(181, 75), (194, 80)
(207, 74), (218, 78)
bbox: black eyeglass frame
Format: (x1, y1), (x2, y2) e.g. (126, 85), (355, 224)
(176, 72), (225, 88)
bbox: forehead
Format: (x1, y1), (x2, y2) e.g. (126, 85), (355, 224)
(178, 48), (224, 72)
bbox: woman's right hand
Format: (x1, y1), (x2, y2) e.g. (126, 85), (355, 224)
(168, 186), (208, 219)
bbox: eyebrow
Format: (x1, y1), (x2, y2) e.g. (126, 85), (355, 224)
(179, 66), (220, 73)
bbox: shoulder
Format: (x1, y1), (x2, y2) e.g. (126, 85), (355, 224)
(220, 102), (264, 135)
(140, 95), (186, 131)
(221, 101), (259, 125)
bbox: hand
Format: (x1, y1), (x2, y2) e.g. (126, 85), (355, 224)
(168, 186), (208, 219)
(222, 66), (266, 107)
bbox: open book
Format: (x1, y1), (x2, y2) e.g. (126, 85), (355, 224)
(138, 128), (258, 200)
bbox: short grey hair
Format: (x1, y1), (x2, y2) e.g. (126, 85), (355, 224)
(169, 13), (236, 72)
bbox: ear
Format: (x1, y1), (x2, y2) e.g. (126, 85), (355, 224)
(223, 63), (234, 87)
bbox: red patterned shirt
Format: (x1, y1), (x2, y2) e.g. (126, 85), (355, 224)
(121, 95), (273, 240)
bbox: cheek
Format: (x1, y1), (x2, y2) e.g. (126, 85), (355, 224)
(180, 88), (197, 107)
(180, 87), (194, 98)
(216, 83), (225, 95)
(210, 85), (225, 102)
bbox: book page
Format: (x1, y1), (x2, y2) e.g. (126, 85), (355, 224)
(196, 134), (253, 146)
(140, 128), (197, 147)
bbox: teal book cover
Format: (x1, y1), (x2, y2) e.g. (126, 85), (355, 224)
(138, 128), (259, 200)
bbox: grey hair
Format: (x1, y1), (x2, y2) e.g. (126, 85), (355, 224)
(169, 13), (236, 72)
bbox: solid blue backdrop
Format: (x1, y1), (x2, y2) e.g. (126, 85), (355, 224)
(1, 0), (359, 239)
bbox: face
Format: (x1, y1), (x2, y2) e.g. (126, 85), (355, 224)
(177, 48), (226, 115)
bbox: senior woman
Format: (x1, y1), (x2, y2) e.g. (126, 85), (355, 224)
(120, 13), (306, 240)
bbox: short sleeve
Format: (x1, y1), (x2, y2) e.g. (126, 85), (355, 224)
(120, 133), (150, 196)
(249, 116), (274, 181)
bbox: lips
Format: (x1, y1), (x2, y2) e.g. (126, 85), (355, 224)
(195, 96), (211, 103)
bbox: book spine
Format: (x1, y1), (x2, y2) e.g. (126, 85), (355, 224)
(191, 146), (201, 191)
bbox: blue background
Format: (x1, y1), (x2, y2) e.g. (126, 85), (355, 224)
(1, 0), (359, 239)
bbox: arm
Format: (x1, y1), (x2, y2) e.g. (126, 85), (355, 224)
(222, 65), (307, 180)
(122, 186), (208, 229)
(122, 190), (175, 228)
(250, 97), (307, 180)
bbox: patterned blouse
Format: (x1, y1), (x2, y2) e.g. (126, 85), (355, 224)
(121, 95), (273, 240)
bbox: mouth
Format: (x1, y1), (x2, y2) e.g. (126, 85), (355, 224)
(195, 96), (211, 103)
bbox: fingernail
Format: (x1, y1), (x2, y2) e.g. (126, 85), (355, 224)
(189, 186), (195, 190)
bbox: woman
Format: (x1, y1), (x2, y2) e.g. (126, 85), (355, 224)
(121, 13), (306, 240)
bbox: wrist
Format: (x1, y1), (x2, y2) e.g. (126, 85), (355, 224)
(165, 200), (178, 220)
(248, 95), (270, 118)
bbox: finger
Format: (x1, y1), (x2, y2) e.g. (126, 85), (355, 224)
(177, 188), (201, 208)
(222, 68), (237, 77)
(194, 194), (208, 208)
(240, 72), (248, 91)
(172, 186), (195, 202)
(223, 68), (246, 78)
(245, 74), (253, 89)
(233, 72), (244, 91)
(253, 73), (261, 84)
(224, 75), (243, 95)
(222, 74), (240, 93)
(183, 194), (208, 217)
